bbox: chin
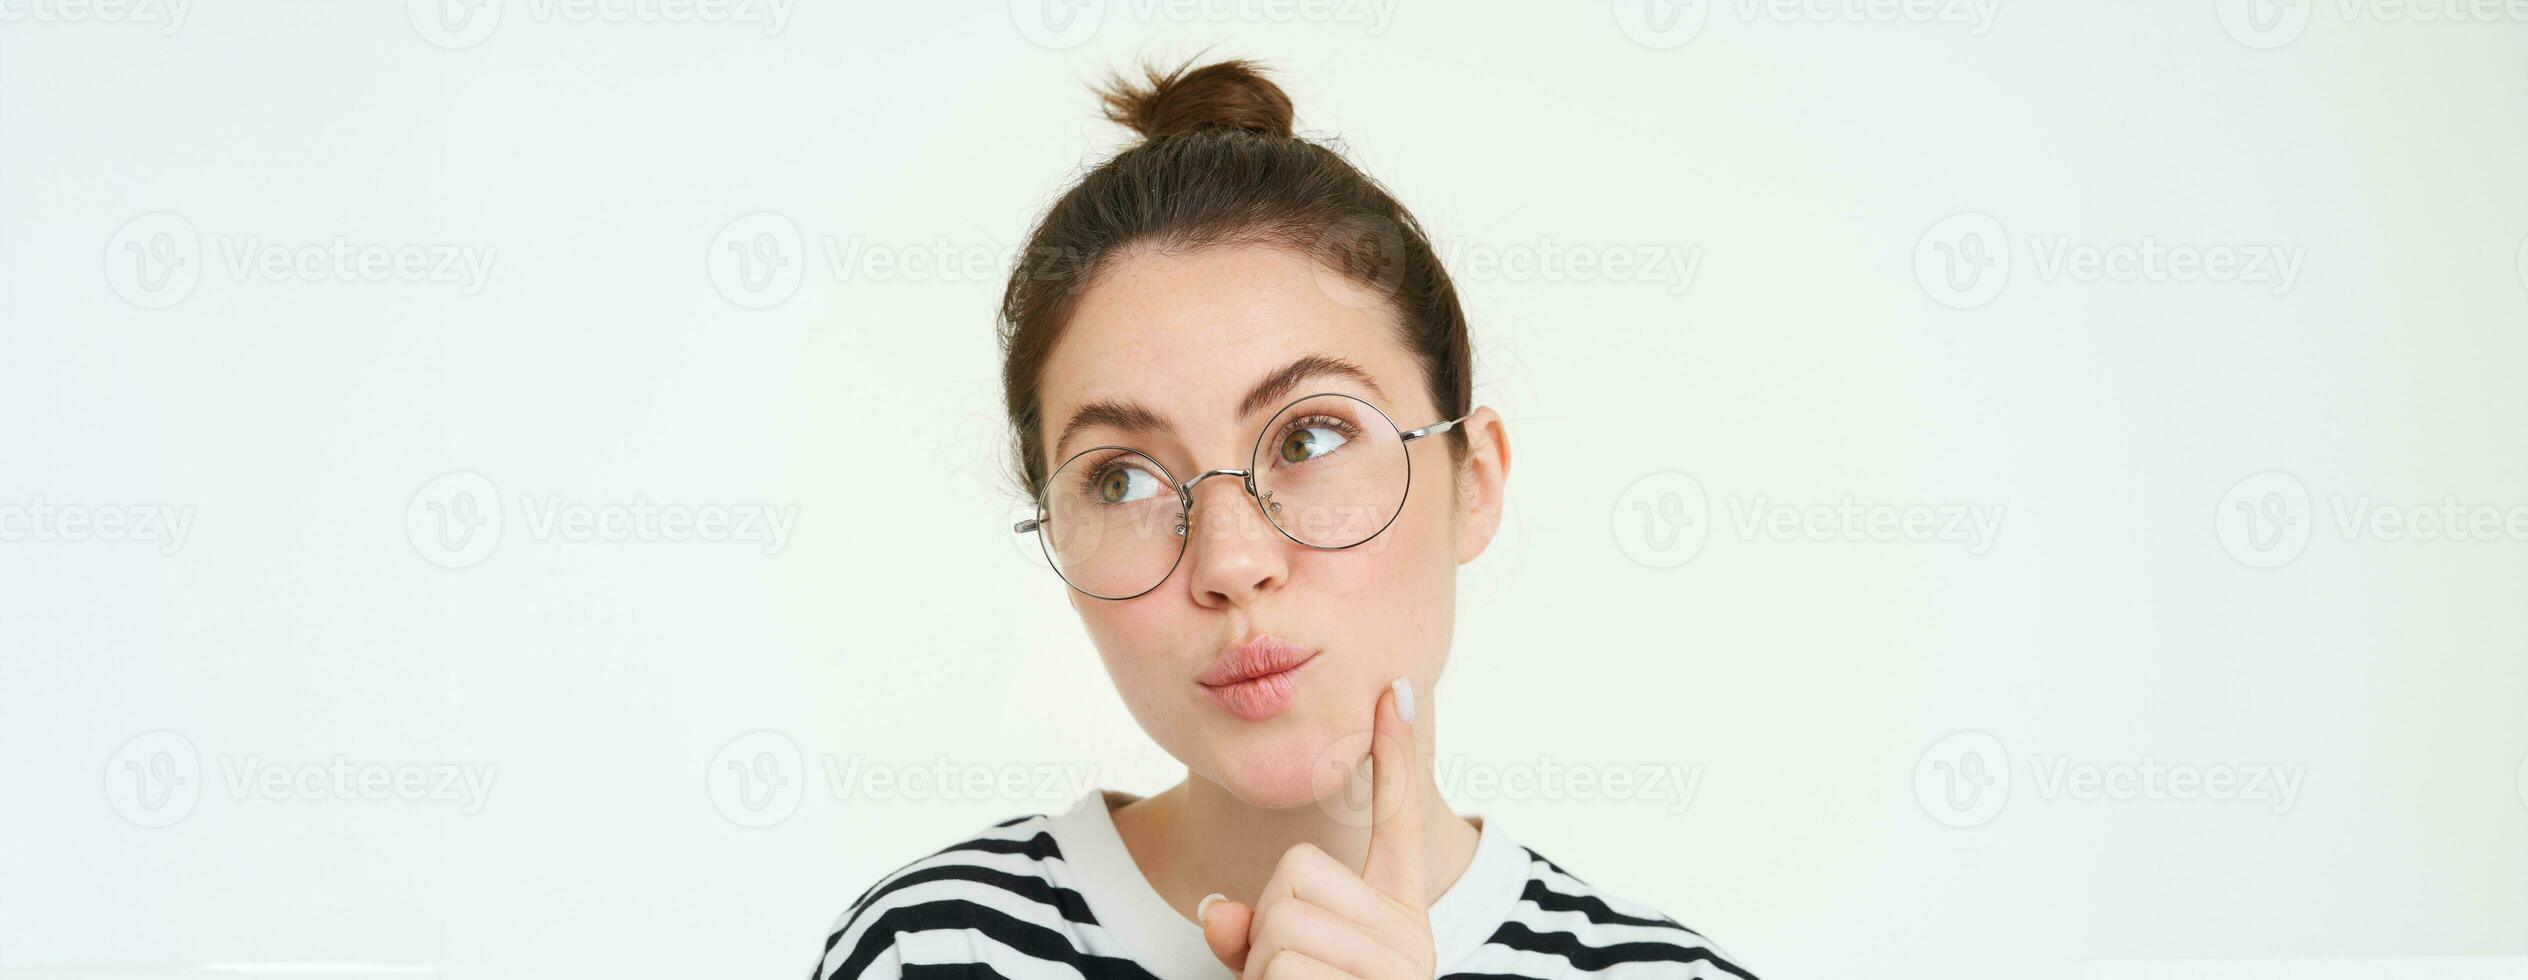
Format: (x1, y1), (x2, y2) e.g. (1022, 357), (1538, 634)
(1201, 719), (1365, 810)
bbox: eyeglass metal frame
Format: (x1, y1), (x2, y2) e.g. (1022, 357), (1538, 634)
(1013, 391), (1470, 600)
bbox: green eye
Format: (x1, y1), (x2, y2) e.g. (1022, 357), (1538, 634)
(1279, 426), (1348, 464)
(1094, 464), (1163, 504)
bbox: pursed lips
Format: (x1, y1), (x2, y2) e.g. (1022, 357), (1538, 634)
(1198, 634), (1318, 720)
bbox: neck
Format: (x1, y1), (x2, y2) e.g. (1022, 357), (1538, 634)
(1109, 709), (1483, 918)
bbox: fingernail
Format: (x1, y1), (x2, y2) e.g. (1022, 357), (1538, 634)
(1391, 676), (1416, 726)
(1196, 892), (1226, 924)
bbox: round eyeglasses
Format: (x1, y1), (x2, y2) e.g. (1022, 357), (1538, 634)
(1013, 392), (1468, 600)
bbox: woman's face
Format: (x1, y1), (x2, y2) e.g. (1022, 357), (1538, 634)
(1035, 243), (1503, 810)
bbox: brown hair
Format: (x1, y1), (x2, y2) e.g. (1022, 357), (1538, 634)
(996, 56), (1474, 500)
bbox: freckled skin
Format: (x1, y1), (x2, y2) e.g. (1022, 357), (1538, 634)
(1036, 243), (1509, 809)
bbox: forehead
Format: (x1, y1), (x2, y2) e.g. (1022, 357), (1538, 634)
(1037, 243), (1423, 458)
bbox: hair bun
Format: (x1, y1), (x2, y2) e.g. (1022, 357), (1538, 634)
(1098, 57), (1294, 140)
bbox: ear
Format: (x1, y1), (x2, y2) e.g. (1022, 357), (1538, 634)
(1449, 405), (1510, 565)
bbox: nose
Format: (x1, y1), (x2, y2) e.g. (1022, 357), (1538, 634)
(1182, 469), (1287, 608)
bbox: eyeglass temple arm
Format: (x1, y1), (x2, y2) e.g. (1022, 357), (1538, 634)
(1014, 413), (1470, 534)
(1400, 414), (1468, 442)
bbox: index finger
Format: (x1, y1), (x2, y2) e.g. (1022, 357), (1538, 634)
(1360, 675), (1425, 906)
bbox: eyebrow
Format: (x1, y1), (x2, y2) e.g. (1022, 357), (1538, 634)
(1050, 353), (1391, 463)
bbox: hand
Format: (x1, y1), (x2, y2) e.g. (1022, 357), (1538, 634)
(1198, 677), (1436, 980)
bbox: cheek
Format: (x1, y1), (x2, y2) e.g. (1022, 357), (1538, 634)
(1324, 472), (1460, 607)
(1199, 717), (1369, 809)
(1076, 605), (1175, 707)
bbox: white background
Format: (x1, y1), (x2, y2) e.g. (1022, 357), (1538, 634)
(3, 2), (2526, 979)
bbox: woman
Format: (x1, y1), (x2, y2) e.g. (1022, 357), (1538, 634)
(812, 58), (1754, 980)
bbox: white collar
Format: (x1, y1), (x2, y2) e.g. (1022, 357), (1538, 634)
(1042, 788), (1528, 978)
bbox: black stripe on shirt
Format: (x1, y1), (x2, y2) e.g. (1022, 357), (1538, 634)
(1478, 921), (1757, 980)
(905, 963), (1015, 980)
(824, 898), (1161, 980)
(844, 829), (1064, 918)
(1522, 846), (1580, 883)
(832, 861), (1103, 951)
(1519, 878), (1700, 935)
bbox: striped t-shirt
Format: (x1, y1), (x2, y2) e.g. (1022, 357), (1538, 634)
(812, 789), (1756, 980)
